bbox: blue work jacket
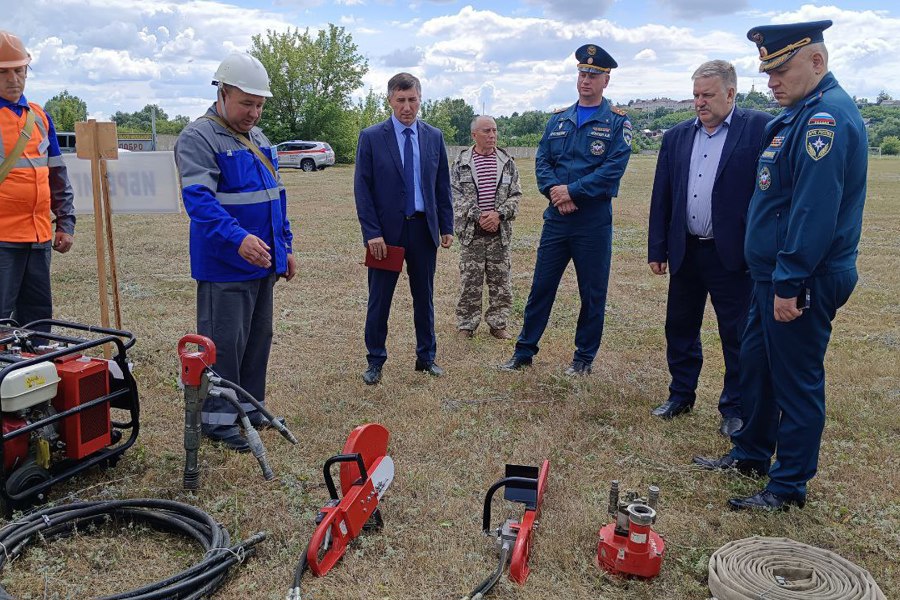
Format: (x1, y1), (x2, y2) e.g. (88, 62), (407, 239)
(745, 73), (867, 297)
(175, 106), (293, 282)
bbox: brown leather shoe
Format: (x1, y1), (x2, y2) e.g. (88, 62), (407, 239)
(490, 328), (512, 340)
(457, 329), (474, 339)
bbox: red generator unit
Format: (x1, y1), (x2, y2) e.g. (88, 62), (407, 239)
(52, 354), (111, 460)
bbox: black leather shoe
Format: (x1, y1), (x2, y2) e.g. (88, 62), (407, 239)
(203, 427), (250, 453)
(414, 360), (444, 377)
(498, 356), (532, 371)
(692, 454), (768, 477)
(564, 360), (592, 376)
(362, 365), (383, 385)
(719, 416), (743, 437)
(728, 489), (805, 511)
(651, 400), (693, 419)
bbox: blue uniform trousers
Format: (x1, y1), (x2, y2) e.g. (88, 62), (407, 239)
(0, 244), (53, 332)
(731, 270), (857, 499)
(365, 217), (437, 367)
(665, 237), (751, 417)
(515, 203), (612, 365)
(197, 274), (275, 434)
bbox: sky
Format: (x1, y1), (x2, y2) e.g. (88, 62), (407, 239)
(10, 0), (900, 122)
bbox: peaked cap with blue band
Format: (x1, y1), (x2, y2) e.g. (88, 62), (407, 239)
(576, 44), (617, 73)
(747, 20), (832, 72)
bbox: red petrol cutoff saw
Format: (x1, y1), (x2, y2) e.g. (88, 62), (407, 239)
(462, 460), (549, 600)
(287, 423), (394, 600)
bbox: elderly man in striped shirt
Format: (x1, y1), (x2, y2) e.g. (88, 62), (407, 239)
(451, 115), (522, 339)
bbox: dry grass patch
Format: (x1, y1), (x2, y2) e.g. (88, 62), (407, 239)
(1, 156), (896, 599)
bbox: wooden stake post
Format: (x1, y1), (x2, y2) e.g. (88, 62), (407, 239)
(75, 120), (120, 356)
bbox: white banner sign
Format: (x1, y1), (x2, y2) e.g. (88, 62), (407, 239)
(65, 151), (182, 214)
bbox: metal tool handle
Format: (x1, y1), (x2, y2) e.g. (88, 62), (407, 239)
(482, 477), (537, 533)
(306, 507), (350, 576)
(323, 453), (367, 500)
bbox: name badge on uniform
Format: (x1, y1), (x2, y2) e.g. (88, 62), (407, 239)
(549, 129), (568, 138)
(271, 147), (278, 160)
(501, 174), (511, 184)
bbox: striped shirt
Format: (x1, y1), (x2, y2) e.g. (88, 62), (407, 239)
(472, 149), (497, 212)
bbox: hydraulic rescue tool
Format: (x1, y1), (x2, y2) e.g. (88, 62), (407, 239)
(287, 423), (394, 600)
(462, 460), (550, 600)
(178, 334), (297, 488)
(0, 319), (140, 515)
(596, 480), (665, 578)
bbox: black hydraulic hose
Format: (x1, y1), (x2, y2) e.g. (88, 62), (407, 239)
(463, 542), (511, 600)
(0, 498), (265, 600)
(287, 540), (312, 600)
(208, 387), (274, 480)
(209, 376), (298, 445)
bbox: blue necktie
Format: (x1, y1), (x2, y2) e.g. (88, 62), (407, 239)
(403, 128), (416, 217)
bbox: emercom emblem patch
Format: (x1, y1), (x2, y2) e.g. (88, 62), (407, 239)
(806, 128), (834, 161)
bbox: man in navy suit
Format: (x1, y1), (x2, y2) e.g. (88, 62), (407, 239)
(647, 60), (772, 437)
(355, 72), (454, 385)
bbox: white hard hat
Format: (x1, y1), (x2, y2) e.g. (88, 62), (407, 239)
(212, 52), (272, 97)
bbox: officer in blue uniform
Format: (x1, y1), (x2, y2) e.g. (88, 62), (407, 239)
(694, 20), (868, 510)
(500, 44), (632, 375)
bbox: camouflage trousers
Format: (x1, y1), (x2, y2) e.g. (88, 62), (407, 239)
(456, 231), (512, 331)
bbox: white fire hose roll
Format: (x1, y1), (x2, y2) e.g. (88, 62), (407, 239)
(709, 536), (885, 600)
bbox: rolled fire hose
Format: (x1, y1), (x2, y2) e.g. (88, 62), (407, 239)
(709, 536), (886, 600)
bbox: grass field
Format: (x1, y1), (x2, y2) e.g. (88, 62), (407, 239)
(3, 154), (898, 599)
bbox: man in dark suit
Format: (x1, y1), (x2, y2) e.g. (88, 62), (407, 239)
(355, 72), (454, 385)
(647, 60), (772, 437)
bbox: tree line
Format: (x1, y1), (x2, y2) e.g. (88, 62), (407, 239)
(42, 25), (900, 158)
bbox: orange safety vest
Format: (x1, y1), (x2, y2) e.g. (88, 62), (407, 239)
(0, 103), (53, 243)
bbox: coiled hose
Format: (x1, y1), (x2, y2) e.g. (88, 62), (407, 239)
(0, 498), (265, 600)
(708, 536), (886, 600)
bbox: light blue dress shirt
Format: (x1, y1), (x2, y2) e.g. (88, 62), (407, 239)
(391, 114), (424, 212)
(686, 106), (734, 238)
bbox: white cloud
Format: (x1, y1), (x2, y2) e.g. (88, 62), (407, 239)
(11, 0), (899, 122)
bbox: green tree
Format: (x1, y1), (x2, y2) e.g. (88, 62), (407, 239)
(352, 88), (390, 132)
(419, 99), (458, 145)
(44, 90), (87, 132)
(880, 135), (900, 155)
(251, 25), (367, 162)
(110, 104), (189, 135)
(876, 90), (893, 104)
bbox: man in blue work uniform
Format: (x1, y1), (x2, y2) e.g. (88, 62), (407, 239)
(499, 44), (632, 375)
(694, 20), (868, 511)
(175, 52), (296, 452)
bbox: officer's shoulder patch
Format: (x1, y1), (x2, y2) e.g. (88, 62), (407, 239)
(806, 128), (834, 161)
(552, 106), (566, 114)
(612, 106), (627, 116)
(808, 112), (836, 127)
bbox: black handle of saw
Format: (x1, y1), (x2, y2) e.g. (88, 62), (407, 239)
(323, 453), (368, 500)
(482, 476), (538, 532)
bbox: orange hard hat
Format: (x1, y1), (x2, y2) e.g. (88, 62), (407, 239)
(0, 31), (31, 68)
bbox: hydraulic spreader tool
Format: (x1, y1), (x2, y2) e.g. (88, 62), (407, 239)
(0, 319), (140, 515)
(462, 460), (550, 600)
(596, 480), (665, 578)
(178, 334), (297, 488)
(287, 423), (394, 600)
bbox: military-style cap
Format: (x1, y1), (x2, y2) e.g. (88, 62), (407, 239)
(747, 20), (832, 72)
(576, 44), (617, 74)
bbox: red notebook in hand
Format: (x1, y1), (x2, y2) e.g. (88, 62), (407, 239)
(364, 245), (405, 272)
